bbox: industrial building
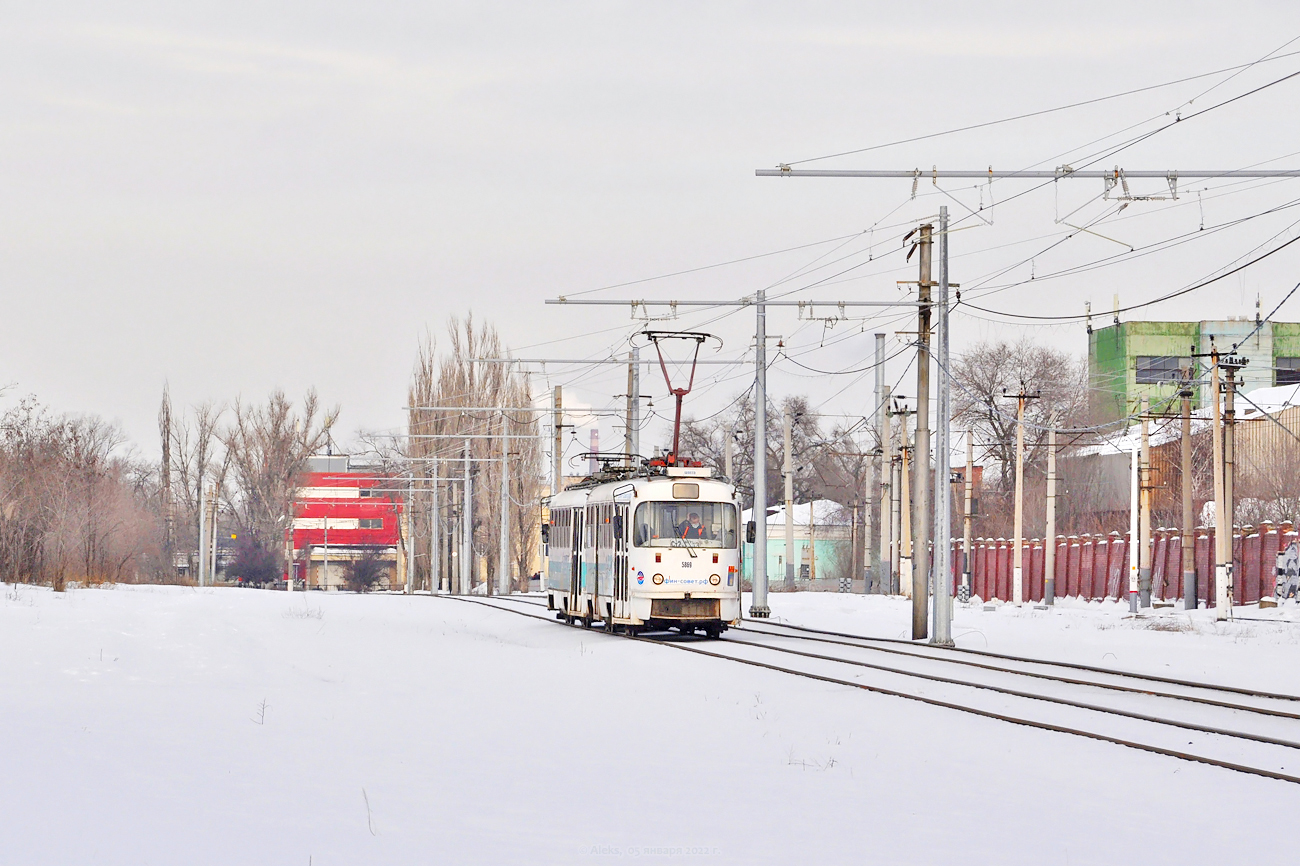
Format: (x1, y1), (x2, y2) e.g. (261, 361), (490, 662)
(1087, 316), (1300, 422)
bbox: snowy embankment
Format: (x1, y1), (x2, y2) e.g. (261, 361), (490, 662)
(2, 583), (1297, 865)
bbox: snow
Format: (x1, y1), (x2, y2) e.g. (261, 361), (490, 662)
(3, 582), (1298, 864)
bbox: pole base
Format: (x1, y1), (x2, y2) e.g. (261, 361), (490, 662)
(929, 637), (955, 647)
(749, 606), (771, 618)
(1128, 590), (1139, 613)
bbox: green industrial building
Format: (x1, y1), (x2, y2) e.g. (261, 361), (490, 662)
(1088, 318), (1300, 421)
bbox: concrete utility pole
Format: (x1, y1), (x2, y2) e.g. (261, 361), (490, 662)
(405, 476), (415, 594)
(961, 430), (974, 602)
(879, 384), (893, 595)
(900, 440), (913, 599)
(1008, 389), (1038, 605)
(463, 439), (473, 595)
(553, 386), (564, 497)
(911, 223), (933, 640)
(868, 332), (885, 593)
(209, 492), (219, 585)
(322, 516), (329, 591)
(724, 430), (734, 479)
(198, 481), (207, 587)
(630, 346), (641, 458)
(808, 500), (817, 581)
(1138, 396), (1152, 608)
(932, 205), (953, 646)
(752, 289), (771, 617)
(498, 422), (510, 595)
(1224, 359), (1241, 616)
(783, 407), (795, 591)
(626, 351), (635, 458)
(1211, 352), (1226, 617)
(890, 449), (902, 594)
(1129, 439), (1140, 614)
(1180, 365), (1196, 609)
(431, 458), (442, 593)
(1044, 425), (1057, 606)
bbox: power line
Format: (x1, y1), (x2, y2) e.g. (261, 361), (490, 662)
(780, 49), (1300, 167)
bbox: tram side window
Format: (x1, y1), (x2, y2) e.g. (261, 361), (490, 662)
(633, 502), (737, 549)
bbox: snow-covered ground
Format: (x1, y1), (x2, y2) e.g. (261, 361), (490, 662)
(3, 583), (1298, 865)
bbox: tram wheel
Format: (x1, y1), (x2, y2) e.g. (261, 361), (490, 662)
(705, 624), (721, 639)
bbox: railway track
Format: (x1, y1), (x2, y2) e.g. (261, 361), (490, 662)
(435, 593), (1300, 785)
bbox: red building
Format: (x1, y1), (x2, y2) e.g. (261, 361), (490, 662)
(290, 456), (404, 590)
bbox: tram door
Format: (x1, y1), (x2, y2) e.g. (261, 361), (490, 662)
(568, 509), (583, 615)
(612, 504), (629, 620)
(584, 504), (599, 619)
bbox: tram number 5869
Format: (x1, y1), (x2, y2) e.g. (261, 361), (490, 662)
(681, 561), (692, 568)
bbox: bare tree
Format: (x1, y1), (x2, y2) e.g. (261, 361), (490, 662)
(952, 339), (1090, 491)
(0, 397), (164, 588)
(406, 317), (544, 591)
(221, 389), (337, 554)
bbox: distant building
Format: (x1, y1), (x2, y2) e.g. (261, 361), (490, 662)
(740, 499), (853, 585)
(290, 456), (404, 590)
(1088, 317), (1300, 422)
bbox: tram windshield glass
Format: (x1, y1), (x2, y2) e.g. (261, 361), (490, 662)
(633, 501), (737, 548)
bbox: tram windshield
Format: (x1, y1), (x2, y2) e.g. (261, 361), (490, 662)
(633, 501), (737, 548)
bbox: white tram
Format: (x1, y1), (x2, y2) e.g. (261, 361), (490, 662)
(544, 465), (742, 636)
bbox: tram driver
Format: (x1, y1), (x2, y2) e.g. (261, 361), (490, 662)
(678, 511), (713, 540)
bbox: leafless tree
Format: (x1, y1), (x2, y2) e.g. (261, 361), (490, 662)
(405, 317), (544, 591)
(0, 397), (164, 588)
(221, 389), (337, 554)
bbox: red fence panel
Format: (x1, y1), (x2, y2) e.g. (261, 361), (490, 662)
(1029, 540), (1044, 602)
(1241, 532), (1262, 605)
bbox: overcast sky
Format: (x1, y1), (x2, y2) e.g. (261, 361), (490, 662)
(5, 2), (1300, 461)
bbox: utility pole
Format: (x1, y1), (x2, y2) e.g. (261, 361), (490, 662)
(463, 439), (473, 595)
(961, 430), (974, 603)
(631, 346), (640, 457)
(1210, 350), (1227, 618)
(808, 500), (817, 582)
(405, 475), (415, 594)
(932, 205), (953, 646)
(625, 351), (635, 458)
(900, 439), (913, 599)
(890, 449), (902, 594)
(209, 491), (219, 585)
(1138, 396), (1152, 608)
(879, 384), (893, 595)
(752, 289), (771, 617)
(1180, 364), (1196, 609)
(497, 423), (510, 594)
(911, 223), (933, 640)
(197, 481), (207, 588)
(322, 516), (329, 592)
(553, 386), (564, 497)
(431, 457), (442, 593)
(868, 332), (885, 593)
(1044, 425), (1057, 606)
(1129, 439), (1139, 614)
(1007, 389), (1038, 605)
(724, 430), (734, 479)
(784, 407), (795, 591)
(1223, 354), (1245, 615)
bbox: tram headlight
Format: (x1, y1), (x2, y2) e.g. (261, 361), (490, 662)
(652, 573), (664, 585)
(709, 574), (721, 586)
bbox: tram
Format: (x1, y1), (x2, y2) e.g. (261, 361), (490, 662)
(544, 460), (742, 636)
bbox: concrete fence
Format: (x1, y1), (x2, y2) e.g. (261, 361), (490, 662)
(952, 523), (1297, 606)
